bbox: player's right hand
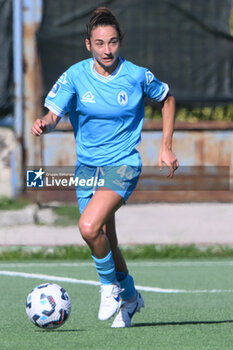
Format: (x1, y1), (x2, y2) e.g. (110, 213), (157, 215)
(31, 119), (48, 136)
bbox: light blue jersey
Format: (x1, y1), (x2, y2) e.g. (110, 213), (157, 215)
(45, 57), (169, 167)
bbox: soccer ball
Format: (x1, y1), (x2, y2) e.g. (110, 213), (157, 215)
(26, 283), (71, 329)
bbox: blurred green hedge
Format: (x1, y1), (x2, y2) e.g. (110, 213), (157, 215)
(145, 104), (233, 122)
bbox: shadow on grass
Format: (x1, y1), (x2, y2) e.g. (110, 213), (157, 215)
(36, 329), (85, 333)
(133, 319), (233, 327)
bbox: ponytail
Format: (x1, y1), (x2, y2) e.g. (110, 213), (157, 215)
(86, 7), (123, 42)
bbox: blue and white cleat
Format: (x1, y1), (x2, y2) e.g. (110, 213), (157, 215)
(111, 291), (144, 328)
(98, 282), (122, 321)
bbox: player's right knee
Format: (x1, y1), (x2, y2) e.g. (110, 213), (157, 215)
(78, 217), (100, 243)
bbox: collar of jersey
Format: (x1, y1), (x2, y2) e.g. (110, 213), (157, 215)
(90, 57), (124, 83)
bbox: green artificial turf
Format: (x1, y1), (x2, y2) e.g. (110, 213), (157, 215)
(1, 259), (233, 350)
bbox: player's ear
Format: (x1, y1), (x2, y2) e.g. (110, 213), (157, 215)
(85, 38), (91, 52)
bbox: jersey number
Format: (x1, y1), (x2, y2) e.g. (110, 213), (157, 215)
(116, 165), (134, 180)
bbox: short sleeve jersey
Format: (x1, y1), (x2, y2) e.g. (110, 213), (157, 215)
(45, 58), (169, 167)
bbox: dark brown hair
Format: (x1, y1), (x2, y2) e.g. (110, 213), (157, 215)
(86, 7), (123, 42)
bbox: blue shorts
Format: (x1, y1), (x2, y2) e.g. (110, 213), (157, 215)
(74, 163), (141, 214)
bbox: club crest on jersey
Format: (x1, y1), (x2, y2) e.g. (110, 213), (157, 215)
(117, 91), (128, 106)
(81, 91), (96, 103)
(48, 82), (61, 98)
(146, 71), (154, 85)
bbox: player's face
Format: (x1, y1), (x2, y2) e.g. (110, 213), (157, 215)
(85, 25), (120, 75)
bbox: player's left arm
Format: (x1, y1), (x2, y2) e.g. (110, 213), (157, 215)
(158, 93), (179, 178)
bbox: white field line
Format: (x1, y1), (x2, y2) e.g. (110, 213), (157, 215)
(0, 262), (95, 268)
(0, 270), (100, 286)
(1, 261), (233, 268)
(1, 270), (233, 294)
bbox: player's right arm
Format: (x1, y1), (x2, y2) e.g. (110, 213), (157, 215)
(31, 111), (61, 136)
(32, 66), (76, 137)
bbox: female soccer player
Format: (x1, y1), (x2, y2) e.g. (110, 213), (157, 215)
(31, 7), (179, 328)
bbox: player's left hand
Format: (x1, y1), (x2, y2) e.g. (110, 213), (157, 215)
(158, 148), (179, 178)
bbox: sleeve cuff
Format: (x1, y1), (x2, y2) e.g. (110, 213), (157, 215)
(157, 84), (169, 102)
(44, 100), (66, 117)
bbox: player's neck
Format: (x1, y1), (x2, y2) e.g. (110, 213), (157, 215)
(93, 57), (120, 77)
